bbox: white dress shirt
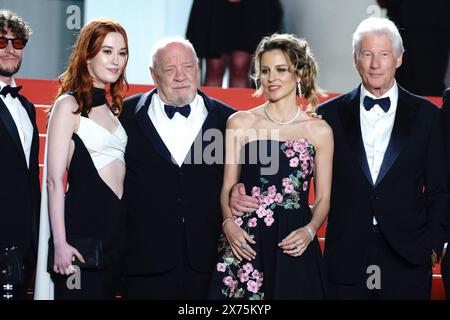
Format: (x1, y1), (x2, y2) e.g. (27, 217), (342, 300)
(360, 82), (399, 225)
(0, 79), (34, 168)
(148, 93), (208, 167)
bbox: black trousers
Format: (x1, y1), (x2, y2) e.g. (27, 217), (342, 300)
(328, 225), (432, 300)
(442, 249), (450, 300)
(122, 227), (212, 300)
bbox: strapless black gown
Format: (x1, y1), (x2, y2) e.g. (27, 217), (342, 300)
(208, 139), (326, 300)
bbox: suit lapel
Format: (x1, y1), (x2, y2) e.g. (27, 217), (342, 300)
(339, 86), (374, 187)
(374, 86), (417, 187)
(18, 95), (39, 172)
(134, 89), (173, 162)
(0, 97), (27, 166)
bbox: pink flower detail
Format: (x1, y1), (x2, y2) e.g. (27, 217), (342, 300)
(251, 186), (260, 198)
(300, 151), (310, 161)
(256, 207), (267, 218)
(230, 280), (238, 294)
(234, 218), (243, 227)
(252, 269), (261, 279)
(282, 178), (291, 187)
(247, 280), (260, 293)
(303, 181), (308, 191)
(274, 193), (284, 204)
(284, 184), (294, 194)
(239, 272), (249, 283)
(289, 157), (299, 168)
(265, 209), (273, 218)
(285, 149), (295, 158)
(268, 185), (277, 197)
(247, 217), (257, 228)
(243, 263), (254, 273)
(217, 262), (227, 272)
(223, 276), (233, 286)
(302, 161), (309, 171)
(293, 141), (302, 152)
(264, 216), (275, 226)
(285, 141), (293, 148)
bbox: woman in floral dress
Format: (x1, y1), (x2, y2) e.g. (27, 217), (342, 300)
(208, 33), (334, 299)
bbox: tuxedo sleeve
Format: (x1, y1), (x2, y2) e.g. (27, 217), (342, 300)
(441, 91), (450, 245)
(425, 107), (449, 258)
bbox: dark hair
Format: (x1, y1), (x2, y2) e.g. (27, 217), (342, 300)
(57, 18), (129, 116)
(0, 9), (32, 39)
(252, 33), (324, 110)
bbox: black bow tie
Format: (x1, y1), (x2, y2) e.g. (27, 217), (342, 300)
(363, 96), (391, 113)
(0, 85), (22, 99)
(164, 104), (191, 119)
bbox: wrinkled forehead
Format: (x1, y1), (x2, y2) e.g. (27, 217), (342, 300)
(156, 42), (197, 66)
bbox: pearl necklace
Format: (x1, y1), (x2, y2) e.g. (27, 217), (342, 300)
(264, 102), (301, 125)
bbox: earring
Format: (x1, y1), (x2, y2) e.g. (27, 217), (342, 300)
(297, 79), (302, 97)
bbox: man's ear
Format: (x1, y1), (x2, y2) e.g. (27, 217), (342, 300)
(150, 67), (158, 85)
(396, 53), (403, 69)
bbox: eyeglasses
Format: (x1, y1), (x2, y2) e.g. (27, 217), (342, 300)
(0, 37), (28, 50)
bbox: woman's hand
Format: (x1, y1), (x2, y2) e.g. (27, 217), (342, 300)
(53, 241), (85, 275)
(278, 225), (316, 257)
(223, 219), (256, 262)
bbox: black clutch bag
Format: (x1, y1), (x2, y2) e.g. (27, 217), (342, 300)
(47, 238), (102, 272)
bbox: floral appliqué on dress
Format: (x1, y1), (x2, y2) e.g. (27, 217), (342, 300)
(216, 139), (315, 299)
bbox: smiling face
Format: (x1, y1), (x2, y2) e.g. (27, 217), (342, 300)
(0, 28), (24, 81)
(87, 31), (128, 88)
(151, 42), (199, 106)
(355, 32), (402, 97)
(260, 49), (298, 103)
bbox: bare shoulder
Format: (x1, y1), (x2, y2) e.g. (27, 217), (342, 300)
(310, 118), (332, 136)
(48, 94), (79, 127)
(52, 94), (79, 116)
(307, 118), (333, 149)
(227, 109), (259, 130)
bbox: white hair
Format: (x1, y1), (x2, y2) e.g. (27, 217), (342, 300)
(352, 17), (404, 60)
(150, 37), (198, 69)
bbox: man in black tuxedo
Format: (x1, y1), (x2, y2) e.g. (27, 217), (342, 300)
(0, 9), (40, 300)
(441, 87), (450, 299)
(119, 38), (235, 299)
(316, 17), (448, 299)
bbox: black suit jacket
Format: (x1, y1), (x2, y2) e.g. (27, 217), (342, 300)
(441, 88), (450, 243)
(317, 85), (448, 285)
(0, 94), (40, 260)
(120, 89), (235, 275)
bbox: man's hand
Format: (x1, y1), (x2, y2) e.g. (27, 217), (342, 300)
(229, 183), (259, 217)
(305, 112), (322, 120)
